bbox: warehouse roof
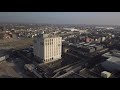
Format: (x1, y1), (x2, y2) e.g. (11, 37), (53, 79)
(102, 52), (120, 65)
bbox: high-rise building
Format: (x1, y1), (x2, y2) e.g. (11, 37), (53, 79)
(33, 33), (62, 63)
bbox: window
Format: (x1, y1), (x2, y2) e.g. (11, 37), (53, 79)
(59, 40), (61, 43)
(58, 44), (61, 46)
(45, 43), (47, 45)
(49, 41), (51, 45)
(51, 41), (53, 45)
(51, 39), (53, 44)
(49, 39), (51, 42)
(47, 42), (49, 45)
(50, 58), (52, 60)
(50, 39), (53, 45)
(49, 39), (51, 45)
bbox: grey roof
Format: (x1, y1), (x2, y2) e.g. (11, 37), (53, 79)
(102, 52), (120, 65)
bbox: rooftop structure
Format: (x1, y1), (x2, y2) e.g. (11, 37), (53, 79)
(101, 71), (111, 78)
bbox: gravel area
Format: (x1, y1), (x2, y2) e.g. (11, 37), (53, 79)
(0, 59), (30, 78)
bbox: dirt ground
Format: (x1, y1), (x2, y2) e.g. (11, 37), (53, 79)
(0, 59), (30, 78)
(0, 61), (22, 78)
(0, 38), (33, 49)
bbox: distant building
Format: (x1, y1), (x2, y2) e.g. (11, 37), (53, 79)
(33, 33), (62, 63)
(2, 31), (17, 40)
(0, 26), (4, 32)
(101, 37), (106, 42)
(85, 37), (91, 43)
(63, 28), (79, 31)
(0, 33), (4, 39)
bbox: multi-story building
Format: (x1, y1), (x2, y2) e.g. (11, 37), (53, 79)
(33, 33), (62, 63)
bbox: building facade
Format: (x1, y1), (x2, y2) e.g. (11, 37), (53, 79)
(34, 34), (62, 63)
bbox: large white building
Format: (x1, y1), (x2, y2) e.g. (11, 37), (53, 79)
(33, 33), (62, 63)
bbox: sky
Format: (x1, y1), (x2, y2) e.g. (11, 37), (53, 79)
(0, 12), (120, 25)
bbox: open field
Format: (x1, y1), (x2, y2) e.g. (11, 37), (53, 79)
(0, 38), (33, 49)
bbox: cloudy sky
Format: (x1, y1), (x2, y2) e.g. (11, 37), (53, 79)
(0, 12), (120, 25)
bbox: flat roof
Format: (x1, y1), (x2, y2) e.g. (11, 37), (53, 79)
(102, 52), (120, 65)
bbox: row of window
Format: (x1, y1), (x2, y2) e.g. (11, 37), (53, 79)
(45, 48), (61, 54)
(45, 42), (61, 45)
(45, 39), (61, 45)
(44, 58), (54, 62)
(45, 46), (61, 51)
(45, 51), (61, 58)
(45, 50), (61, 57)
(45, 39), (53, 42)
(45, 38), (61, 42)
(45, 42), (53, 45)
